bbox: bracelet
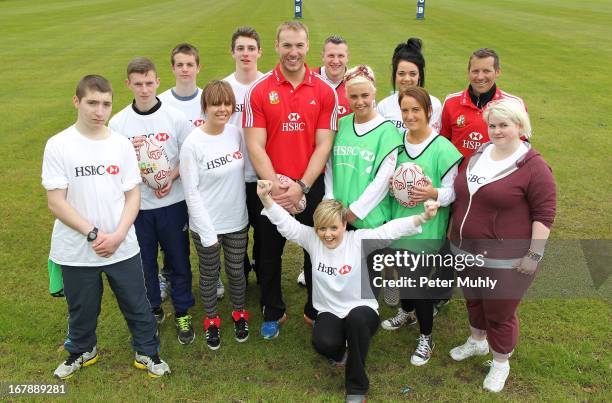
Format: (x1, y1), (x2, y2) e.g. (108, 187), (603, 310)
(526, 249), (543, 262)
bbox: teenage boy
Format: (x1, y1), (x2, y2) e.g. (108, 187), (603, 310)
(44, 75), (170, 379)
(223, 26), (264, 283)
(158, 43), (225, 300)
(297, 34), (351, 287)
(440, 48), (526, 159)
(244, 21), (338, 339)
(109, 57), (196, 345)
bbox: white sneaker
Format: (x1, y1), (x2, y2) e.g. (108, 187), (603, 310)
(449, 336), (489, 361)
(297, 270), (306, 286)
(54, 346), (98, 379)
(381, 308), (416, 330)
(134, 352), (171, 378)
(483, 360), (510, 392)
(216, 278), (225, 299)
(410, 334), (434, 366)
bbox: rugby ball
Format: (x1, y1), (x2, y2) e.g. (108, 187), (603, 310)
(277, 174), (307, 214)
(136, 137), (171, 190)
(391, 162), (430, 208)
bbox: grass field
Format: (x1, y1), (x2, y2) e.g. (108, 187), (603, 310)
(0, 0), (611, 401)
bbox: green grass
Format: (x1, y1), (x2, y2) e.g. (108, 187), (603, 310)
(0, 0), (610, 401)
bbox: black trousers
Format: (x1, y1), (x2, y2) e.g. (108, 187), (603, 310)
(312, 306), (380, 395)
(244, 181), (262, 280)
(257, 175), (324, 321)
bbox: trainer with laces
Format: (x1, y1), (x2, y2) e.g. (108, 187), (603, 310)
(45, 75), (169, 380)
(256, 179), (440, 401)
(134, 352), (171, 378)
(180, 80), (250, 350)
(380, 307), (417, 330)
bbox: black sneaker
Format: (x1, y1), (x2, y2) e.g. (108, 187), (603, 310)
(204, 316), (221, 350)
(175, 314), (195, 345)
(152, 307), (165, 324)
(232, 310), (249, 342)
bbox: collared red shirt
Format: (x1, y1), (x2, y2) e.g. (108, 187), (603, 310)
(243, 63), (338, 179)
(315, 66), (351, 120)
(440, 86), (526, 159)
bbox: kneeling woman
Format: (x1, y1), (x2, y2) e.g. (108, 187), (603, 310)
(256, 180), (439, 403)
(180, 80), (249, 350)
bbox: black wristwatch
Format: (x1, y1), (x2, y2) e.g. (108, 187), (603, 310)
(296, 179), (310, 194)
(87, 227), (99, 242)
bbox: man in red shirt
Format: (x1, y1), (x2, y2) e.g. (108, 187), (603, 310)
(315, 35), (351, 120)
(244, 21), (338, 339)
(440, 48), (526, 160)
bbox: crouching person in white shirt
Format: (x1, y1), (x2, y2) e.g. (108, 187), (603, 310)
(43, 75), (170, 380)
(256, 180), (439, 403)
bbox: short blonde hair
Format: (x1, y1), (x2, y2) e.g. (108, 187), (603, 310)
(313, 200), (347, 228)
(344, 65), (376, 90)
(276, 21), (309, 40)
(483, 99), (531, 138)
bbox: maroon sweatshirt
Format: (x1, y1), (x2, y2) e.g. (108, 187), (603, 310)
(450, 143), (556, 258)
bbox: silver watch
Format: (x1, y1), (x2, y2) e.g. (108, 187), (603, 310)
(526, 249), (543, 262)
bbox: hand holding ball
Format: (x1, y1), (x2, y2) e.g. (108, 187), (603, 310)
(136, 137), (171, 190)
(391, 162), (430, 208)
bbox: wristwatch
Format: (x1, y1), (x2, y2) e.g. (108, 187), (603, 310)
(296, 179), (310, 194)
(87, 227), (99, 242)
(526, 249), (543, 262)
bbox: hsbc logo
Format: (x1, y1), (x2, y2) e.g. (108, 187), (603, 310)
(337, 105), (347, 115)
(282, 112), (306, 132)
(206, 150), (242, 170)
(192, 119), (205, 127)
(469, 132), (483, 141)
(338, 265), (352, 275)
(155, 132), (169, 142)
(360, 150), (375, 162)
(74, 164), (120, 177)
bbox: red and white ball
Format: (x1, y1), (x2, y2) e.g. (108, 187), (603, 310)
(391, 162), (430, 208)
(136, 137), (171, 190)
(277, 174), (307, 214)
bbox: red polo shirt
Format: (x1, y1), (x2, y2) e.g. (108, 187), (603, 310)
(243, 64), (338, 179)
(314, 66), (351, 120)
(440, 87), (526, 159)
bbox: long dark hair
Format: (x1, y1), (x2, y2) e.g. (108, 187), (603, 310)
(391, 38), (425, 89)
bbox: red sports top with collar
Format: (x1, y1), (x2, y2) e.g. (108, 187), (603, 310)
(314, 66), (351, 120)
(440, 87), (526, 159)
(243, 64), (338, 179)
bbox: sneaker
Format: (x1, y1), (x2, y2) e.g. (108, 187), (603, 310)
(297, 270), (306, 286)
(449, 336), (489, 361)
(54, 347), (98, 380)
(204, 316), (221, 350)
(345, 394), (366, 403)
(133, 352), (171, 378)
(152, 307), (166, 324)
(328, 350), (348, 368)
(260, 313), (287, 340)
(434, 298), (450, 311)
(410, 334), (434, 366)
(381, 308), (416, 330)
(483, 360), (510, 392)
(232, 310), (249, 342)
(175, 314), (195, 345)
(159, 274), (170, 302)
(216, 278), (225, 299)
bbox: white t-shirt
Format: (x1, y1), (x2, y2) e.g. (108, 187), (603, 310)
(158, 87), (205, 127)
(223, 72), (264, 182)
(109, 101), (192, 210)
(262, 203), (423, 318)
(376, 92), (442, 133)
(179, 125), (248, 246)
(42, 126), (141, 266)
(467, 143), (529, 194)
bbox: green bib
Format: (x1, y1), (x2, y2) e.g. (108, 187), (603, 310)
(332, 114), (403, 228)
(391, 135), (462, 252)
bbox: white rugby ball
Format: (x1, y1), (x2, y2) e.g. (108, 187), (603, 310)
(137, 137), (171, 190)
(391, 162), (430, 208)
(277, 174), (307, 214)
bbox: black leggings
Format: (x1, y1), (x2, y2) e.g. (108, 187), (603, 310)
(400, 299), (434, 335)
